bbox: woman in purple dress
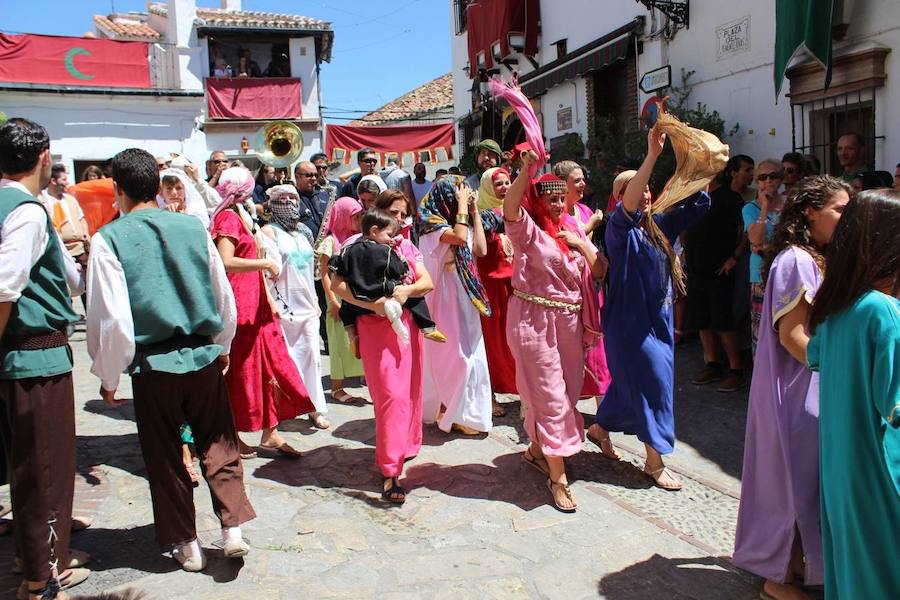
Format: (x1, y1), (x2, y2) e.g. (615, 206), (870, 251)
(733, 176), (850, 600)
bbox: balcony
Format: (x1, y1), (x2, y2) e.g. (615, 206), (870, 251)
(205, 77), (302, 121)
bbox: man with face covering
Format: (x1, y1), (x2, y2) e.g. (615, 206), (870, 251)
(464, 139), (502, 190)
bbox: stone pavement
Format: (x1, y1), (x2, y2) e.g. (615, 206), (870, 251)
(0, 329), (769, 599)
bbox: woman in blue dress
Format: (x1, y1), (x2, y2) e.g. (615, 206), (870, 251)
(590, 127), (710, 491)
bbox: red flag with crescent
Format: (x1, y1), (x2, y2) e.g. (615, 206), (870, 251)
(0, 33), (150, 88)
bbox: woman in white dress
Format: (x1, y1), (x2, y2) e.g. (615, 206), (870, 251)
(260, 184), (330, 429)
(416, 178), (492, 434)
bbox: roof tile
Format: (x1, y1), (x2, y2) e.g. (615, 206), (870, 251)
(147, 3), (331, 31)
(352, 73), (453, 125)
(93, 15), (161, 40)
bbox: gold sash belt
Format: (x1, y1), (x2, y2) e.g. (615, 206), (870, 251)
(513, 289), (581, 313)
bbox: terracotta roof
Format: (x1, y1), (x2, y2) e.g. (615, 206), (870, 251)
(147, 3), (331, 31)
(351, 74), (453, 126)
(93, 15), (161, 40)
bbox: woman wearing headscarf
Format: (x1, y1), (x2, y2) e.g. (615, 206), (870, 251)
(502, 154), (606, 512)
(417, 178), (493, 435)
(316, 197), (366, 404)
(210, 167), (314, 458)
(476, 167), (517, 416)
(261, 184), (330, 430)
(357, 174), (387, 209)
(158, 167), (210, 227)
(591, 127), (712, 491)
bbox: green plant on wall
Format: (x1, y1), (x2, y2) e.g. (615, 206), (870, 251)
(0, 112), (7, 124)
(586, 68), (740, 202)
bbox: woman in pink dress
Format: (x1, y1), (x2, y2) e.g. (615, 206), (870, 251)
(554, 160), (612, 412)
(504, 153), (607, 512)
(331, 190), (435, 504)
(210, 167), (313, 458)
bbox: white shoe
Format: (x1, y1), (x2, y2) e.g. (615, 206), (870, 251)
(222, 527), (250, 558)
(172, 541), (206, 572)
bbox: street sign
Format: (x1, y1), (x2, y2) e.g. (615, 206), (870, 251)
(639, 65), (672, 94)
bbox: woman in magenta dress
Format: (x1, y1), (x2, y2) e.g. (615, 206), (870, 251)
(332, 190), (436, 504)
(554, 160), (612, 408)
(504, 153), (607, 512)
(476, 167), (517, 416)
(210, 167), (313, 458)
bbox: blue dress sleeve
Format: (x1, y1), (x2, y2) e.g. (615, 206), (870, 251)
(656, 191), (712, 243)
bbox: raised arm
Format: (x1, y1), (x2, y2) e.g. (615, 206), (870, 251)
(623, 127), (666, 214)
(504, 150), (539, 220)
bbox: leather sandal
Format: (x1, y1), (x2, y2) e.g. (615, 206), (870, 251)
(522, 448), (550, 476)
(644, 464), (683, 491)
(547, 479), (577, 513)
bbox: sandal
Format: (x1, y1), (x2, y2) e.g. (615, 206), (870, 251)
(522, 448), (550, 476)
(238, 441), (257, 460)
(491, 402), (507, 418)
(586, 428), (621, 460)
(331, 389), (363, 404)
(309, 413), (331, 429)
(381, 477), (406, 504)
(547, 479), (577, 513)
(258, 441), (302, 459)
(644, 464), (683, 491)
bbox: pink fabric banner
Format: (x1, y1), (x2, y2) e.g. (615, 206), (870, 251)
(206, 77), (302, 120)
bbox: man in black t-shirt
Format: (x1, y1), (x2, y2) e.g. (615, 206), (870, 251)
(683, 154), (754, 392)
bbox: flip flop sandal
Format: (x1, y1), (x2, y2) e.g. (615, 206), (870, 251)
(547, 479), (577, 513)
(586, 429), (621, 460)
(259, 442), (302, 459)
(309, 414), (331, 429)
(331, 389), (363, 404)
(643, 465), (684, 491)
(381, 477), (406, 504)
(522, 449), (550, 477)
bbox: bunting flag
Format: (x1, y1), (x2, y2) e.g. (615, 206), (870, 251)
(774, 0), (835, 99)
(0, 33), (150, 88)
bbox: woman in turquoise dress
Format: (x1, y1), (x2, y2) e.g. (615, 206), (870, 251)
(808, 188), (900, 600)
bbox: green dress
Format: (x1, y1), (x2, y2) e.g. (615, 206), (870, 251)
(807, 290), (900, 599)
(316, 235), (363, 381)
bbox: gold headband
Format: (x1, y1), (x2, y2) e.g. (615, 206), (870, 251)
(538, 180), (567, 195)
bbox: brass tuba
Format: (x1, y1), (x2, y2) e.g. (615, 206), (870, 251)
(254, 120), (304, 167)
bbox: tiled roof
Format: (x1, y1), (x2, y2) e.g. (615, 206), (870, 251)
(351, 73), (453, 126)
(93, 15), (161, 40)
(147, 3), (331, 31)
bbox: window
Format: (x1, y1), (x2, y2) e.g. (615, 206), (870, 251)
(453, 0), (473, 34)
(791, 89), (882, 175)
(553, 39), (568, 60)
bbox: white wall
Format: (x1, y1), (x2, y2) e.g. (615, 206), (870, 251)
(449, 0), (900, 170)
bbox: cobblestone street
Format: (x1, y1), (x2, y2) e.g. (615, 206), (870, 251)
(0, 329), (767, 599)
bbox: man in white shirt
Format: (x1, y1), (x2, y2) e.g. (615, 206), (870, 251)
(411, 161), (432, 204)
(87, 148), (254, 572)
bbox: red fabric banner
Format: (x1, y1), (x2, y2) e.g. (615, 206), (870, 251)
(206, 78), (302, 120)
(325, 123), (455, 165)
(0, 33), (149, 88)
(466, 0), (540, 76)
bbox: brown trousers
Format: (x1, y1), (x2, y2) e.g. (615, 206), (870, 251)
(0, 373), (75, 582)
(132, 362), (255, 546)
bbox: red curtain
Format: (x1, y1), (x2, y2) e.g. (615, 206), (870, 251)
(326, 123), (455, 164)
(0, 33), (149, 88)
(466, 0), (539, 75)
(206, 78), (302, 120)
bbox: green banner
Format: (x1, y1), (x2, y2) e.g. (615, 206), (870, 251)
(774, 0), (836, 98)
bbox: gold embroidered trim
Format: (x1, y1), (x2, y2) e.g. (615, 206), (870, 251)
(513, 289), (581, 313)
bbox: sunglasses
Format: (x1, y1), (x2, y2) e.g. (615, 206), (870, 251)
(783, 167), (798, 174)
(757, 172), (783, 181)
(315, 164), (328, 170)
(360, 158), (378, 164)
(211, 159), (228, 164)
(299, 172), (317, 178)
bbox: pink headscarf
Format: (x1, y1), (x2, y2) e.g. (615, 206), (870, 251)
(325, 196), (363, 251)
(209, 166), (255, 227)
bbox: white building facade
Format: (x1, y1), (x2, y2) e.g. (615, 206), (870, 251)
(449, 0), (899, 174)
(0, 0), (333, 176)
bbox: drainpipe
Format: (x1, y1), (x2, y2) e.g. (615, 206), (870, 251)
(316, 61), (325, 152)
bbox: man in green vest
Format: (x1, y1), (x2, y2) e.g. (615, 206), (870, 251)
(0, 118), (90, 599)
(86, 148), (255, 572)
